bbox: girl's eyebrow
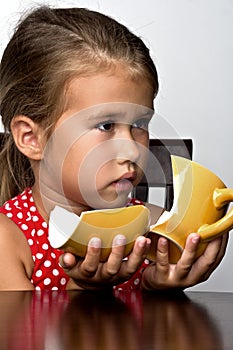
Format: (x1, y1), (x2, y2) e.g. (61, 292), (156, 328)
(89, 113), (120, 121)
(87, 110), (154, 123)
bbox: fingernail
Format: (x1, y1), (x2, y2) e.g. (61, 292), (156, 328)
(160, 237), (168, 245)
(59, 253), (71, 268)
(112, 234), (126, 247)
(191, 233), (200, 244)
(192, 236), (200, 243)
(59, 254), (67, 268)
(88, 237), (101, 248)
(137, 236), (146, 248)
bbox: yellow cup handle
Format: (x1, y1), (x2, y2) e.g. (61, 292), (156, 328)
(198, 188), (233, 242)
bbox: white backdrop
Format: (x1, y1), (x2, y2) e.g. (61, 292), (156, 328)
(0, 0), (232, 292)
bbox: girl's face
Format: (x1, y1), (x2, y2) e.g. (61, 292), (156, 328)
(40, 66), (155, 212)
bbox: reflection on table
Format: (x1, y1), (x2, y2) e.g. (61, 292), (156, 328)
(0, 289), (232, 349)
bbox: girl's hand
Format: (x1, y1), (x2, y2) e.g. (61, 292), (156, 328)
(60, 235), (151, 290)
(141, 232), (229, 291)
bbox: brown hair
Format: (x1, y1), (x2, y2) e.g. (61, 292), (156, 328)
(0, 6), (158, 205)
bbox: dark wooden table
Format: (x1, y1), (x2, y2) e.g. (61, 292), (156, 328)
(0, 290), (232, 349)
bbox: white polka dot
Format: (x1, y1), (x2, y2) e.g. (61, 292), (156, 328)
(42, 243), (49, 250)
(23, 203), (29, 208)
(44, 278), (51, 286)
(133, 278), (140, 285)
(42, 221), (48, 228)
(36, 253), (43, 259)
(22, 195), (27, 200)
(17, 212), (23, 219)
(144, 259), (150, 265)
(36, 270), (43, 277)
(28, 239), (33, 246)
(44, 260), (51, 267)
(30, 197), (34, 202)
(32, 255), (36, 262)
(30, 206), (36, 212)
(32, 216), (39, 222)
(51, 253), (56, 259)
(5, 203), (12, 211)
(35, 286), (41, 290)
(26, 212), (31, 221)
(52, 287), (58, 290)
(21, 224), (28, 230)
(37, 229), (44, 236)
(52, 269), (59, 276)
(6, 213), (13, 218)
(60, 278), (67, 285)
(31, 229), (36, 237)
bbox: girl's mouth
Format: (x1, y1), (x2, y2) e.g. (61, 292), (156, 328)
(113, 178), (134, 193)
(111, 172), (136, 193)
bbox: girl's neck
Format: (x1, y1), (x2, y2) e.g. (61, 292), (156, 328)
(31, 184), (91, 223)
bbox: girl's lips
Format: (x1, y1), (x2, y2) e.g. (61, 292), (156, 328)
(119, 171), (137, 182)
(113, 178), (134, 193)
(111, 172), (136, 193)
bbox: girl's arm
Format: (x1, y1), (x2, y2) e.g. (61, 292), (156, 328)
(0, 214), (34, 290)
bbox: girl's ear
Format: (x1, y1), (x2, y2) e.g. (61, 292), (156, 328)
(10, 116), (45, 160)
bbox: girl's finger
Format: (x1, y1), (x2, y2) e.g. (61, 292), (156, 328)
(175, 233), (200, 278)
(102, 235), (126, 277)
(155, 237), (170, 275)
(78, 237), (102, 278)
(124, 236), (151, 275)
(192, 234), (229, 282)
(59, 252), (78, 270)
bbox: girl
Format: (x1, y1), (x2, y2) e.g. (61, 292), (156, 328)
(0, 6), (227, 290)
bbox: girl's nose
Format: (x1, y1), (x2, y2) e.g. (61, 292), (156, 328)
(115, 136), (141, 164)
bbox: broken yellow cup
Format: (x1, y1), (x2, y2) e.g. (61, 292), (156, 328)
(147, 156), (233, 263)
(49, 204), (150, 262)
(49, 156), (233, 264)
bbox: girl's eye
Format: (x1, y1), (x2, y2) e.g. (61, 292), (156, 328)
(96, 121), (115, 132)
(132, 118), (149, 131)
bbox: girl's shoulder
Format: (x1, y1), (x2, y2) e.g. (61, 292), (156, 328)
(0, 189), (34, 289)
(0, 212), (34, 289)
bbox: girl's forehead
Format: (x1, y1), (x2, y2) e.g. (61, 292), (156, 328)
(62, 67), (155, 113)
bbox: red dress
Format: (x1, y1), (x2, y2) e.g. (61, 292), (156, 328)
(0, 188), (150, 290)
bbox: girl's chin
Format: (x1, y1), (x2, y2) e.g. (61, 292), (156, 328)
(88, 191), (131, 209)
(64, 185), (132, 210)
